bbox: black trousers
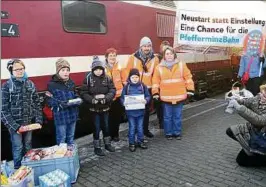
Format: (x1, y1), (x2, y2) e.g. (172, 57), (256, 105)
(226, 127), (266, 167)
(109, 98), (124, 138)
(246, 77), (263, 96)
(236, 149), (266, 167)
(143, 89), (152, 134)
(154, 99), (163, 129)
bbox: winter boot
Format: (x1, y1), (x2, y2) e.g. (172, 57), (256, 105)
(94, 140), (105, 156)
(104, 137), (115, 152)
(129, 144), (136, 152)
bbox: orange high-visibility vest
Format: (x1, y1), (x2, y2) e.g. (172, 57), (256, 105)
(105, 62), (123, 99)
(122, 54), (159, 88)
(152, 61), (194, 104)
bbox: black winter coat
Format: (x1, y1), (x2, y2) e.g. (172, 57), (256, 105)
(80, 73), (116, 112)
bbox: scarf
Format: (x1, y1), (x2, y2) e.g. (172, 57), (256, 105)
(11, 72), (28, 82)
(161, 60), (178, 70)
(138, 48), (153, 65)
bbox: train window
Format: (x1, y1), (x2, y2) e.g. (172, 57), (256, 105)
(62, 1), (107, 34)
(156, 13), (175, 37)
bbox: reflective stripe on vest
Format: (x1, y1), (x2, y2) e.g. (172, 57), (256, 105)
(160, 94), (187, 100)
(161, 79), (184, 84)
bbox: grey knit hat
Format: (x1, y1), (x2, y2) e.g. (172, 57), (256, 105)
(91, 56), (105, 71)
(140, 36), (152, 47)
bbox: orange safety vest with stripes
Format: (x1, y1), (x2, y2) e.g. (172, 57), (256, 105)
(105, 62), (124, 99)
(122, 54), (159, 88)
(152, 61), (195, 104)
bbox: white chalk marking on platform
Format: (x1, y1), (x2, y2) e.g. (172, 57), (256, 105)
(183, 103), (227, 122)
(183, 98), (216, 111)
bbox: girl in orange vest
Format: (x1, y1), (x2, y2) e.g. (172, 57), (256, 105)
(152, 46), (195, 140)
(105, 48), (124, 142)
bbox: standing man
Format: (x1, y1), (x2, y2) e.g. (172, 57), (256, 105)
(123, 36), (159, 138)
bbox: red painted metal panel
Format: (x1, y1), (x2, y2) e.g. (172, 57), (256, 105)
(2, 1), (175, 59)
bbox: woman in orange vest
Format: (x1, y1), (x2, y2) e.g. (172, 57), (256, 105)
(105, 48), (124, 142)
(152, 46), (195, 140)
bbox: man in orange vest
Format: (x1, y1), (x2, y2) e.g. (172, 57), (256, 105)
(123, 36), (159, 138)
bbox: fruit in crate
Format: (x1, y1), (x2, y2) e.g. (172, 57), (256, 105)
(18, 123), (42, 133)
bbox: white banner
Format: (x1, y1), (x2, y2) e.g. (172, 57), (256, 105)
(177, 9), (266, 47)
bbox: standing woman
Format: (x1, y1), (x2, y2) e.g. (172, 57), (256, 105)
(152, 46), (195, 140)
(1, 59), (43, 169)
(105, 48), (124, 142)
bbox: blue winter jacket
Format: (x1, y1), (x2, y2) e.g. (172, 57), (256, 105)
(47, 75), (80, 126)
(120, 81), (151, 117)
(1, 78), (43, 132)
(238, 55), (266, 78)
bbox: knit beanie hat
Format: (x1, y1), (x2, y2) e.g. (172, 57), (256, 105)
(140, 36), (152, 47)
(56, 58), (70, 73)
(128, 68), (140, 79)
(91, 56), (105, 71)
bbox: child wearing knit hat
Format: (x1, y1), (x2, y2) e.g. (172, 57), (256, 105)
(120, 68), (151, 152)
(47, 58), (82, 147)
(80, 56), (116, 156)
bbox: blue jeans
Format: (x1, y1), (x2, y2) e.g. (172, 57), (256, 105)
(55, 122), (76, 145)
(93, 112), (109, 140)
(162, 102), (183, 136)
(128, 115), (144, 145)
(9, 130), (32, 169)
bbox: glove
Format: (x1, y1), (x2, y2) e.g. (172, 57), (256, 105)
(100, 98), (106, 104)
(228, 99), (241, 110)
(153, 94), (160, 100)
(92, 98), (99, 104)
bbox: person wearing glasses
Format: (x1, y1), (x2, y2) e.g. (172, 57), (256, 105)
(1, 59), (43, 169)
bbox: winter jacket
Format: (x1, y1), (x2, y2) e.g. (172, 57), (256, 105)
(122, 51), (159, 88)
(1, 78), (43, 132)
(47, 75), (80, 126)
(105, 61), (124, 99)
(238, 55), (266, 79)
(80, 72), (116, 112)
(120, 81), (151, 117)
(236, 95), (266, 130)
(152, 60), (195, 104)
